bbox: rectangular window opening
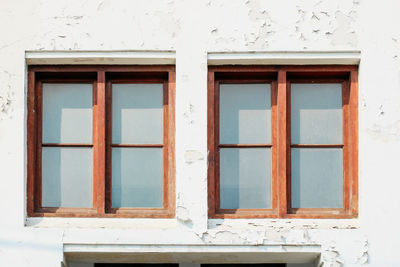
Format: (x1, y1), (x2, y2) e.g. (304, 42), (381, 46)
(208, 65), (358, 219)
(27, 65), (176, 218)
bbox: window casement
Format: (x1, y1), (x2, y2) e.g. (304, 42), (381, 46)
(208, 66), (358, 219)
(27, 65), (175, 217)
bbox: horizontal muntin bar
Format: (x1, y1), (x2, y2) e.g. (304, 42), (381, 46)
(219, 144), (272, 148)
(291, 144), (343, 148)
(42, 143), (93, 147)
(111, 144), (163, 148)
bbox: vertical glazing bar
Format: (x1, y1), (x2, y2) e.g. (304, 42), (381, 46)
(271, 81), (278, 213)
(105, 81), (112, 212)
(94, 70), (106, 214)
(277, 70), (288, 217)
(342, 81), (350, 212)
(163, 80), (169, 209)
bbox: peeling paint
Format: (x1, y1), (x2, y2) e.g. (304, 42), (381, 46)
(330, 11), (357, 47)
(183, 103), (195, 125)
(243, 0), (275, 49)
(356, 238), (369, 265)
(0, 91), (13, 120)
(291, 1), (359, 49)
(211, 27), (218, 35)
(321, 242), (345, 267)
(0, 72), (14, 120)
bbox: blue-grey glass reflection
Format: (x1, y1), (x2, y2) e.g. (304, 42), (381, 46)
(42, 83), (92, 143)
(291, 83), (342, 144)
(291, 148), (343, 208)
(220, 148), (271, 209)
(112, 148), (163, 208)
(220, 84), (271, 144)
(42, 147), (93, 207)
(112, 84), (163, 144)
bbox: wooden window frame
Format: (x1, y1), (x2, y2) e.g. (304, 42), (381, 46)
(208, 65), (358, 219)
(27, 65), (176, 218)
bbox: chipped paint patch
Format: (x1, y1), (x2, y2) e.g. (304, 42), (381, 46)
(184, 150), (204, 164)
(176, 206), (191, 223)
(366, 121), (400, 142)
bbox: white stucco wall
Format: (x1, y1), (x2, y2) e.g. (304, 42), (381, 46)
(0, 0), (400, 266)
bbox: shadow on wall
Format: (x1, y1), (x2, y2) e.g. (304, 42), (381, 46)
(68, 263), (315, 267)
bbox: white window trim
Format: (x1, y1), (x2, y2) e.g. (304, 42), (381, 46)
(25, 50), (176, 65)
(207, 51), (360, 65)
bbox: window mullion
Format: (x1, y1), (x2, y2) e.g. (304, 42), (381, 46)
(271, 81), (278, 214)
(277, 70), (288, 217)
(163, 80), (169, 209)
(93, 70), (106, 215)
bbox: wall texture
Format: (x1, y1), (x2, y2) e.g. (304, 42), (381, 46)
(0, 0), (400, 266)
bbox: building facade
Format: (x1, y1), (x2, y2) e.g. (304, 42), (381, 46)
(0, 0), (399, 266)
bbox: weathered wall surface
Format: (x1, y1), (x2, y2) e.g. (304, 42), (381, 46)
(0, 0), (399, 266)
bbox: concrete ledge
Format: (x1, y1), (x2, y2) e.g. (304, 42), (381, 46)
(64, 244), (321, 264)
(208, 51), (360, 65)
(25, 51), (176, 65)
(25, 217), (178, 229)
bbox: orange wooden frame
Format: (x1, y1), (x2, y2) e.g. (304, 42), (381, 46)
(27, 65), (176, 218)
(208, 65), (358, 219)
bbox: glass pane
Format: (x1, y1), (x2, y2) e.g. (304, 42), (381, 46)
(220, 148), (271, 209)
(42, 83), (92, 143)
(112, 148), (163, 208)
(291, 148), (343, 208)
(291, 83), (342, 144)
(42, 147), (93, 208)
(112, 84), (163, 144)
(220, 84), (271, 144)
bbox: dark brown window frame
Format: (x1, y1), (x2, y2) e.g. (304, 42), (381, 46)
(208, 65), (358, 219)
(27, 65), (176, 218)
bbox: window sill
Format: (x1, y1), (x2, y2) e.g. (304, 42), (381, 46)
(25, 217), (178, 229)
(208, 218), (360, 230)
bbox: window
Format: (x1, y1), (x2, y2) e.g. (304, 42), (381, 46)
(27, 65), (175, 217)
(208, 66), (358, 218)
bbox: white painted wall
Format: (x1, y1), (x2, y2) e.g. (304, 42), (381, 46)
(0, 0), (400, 266)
